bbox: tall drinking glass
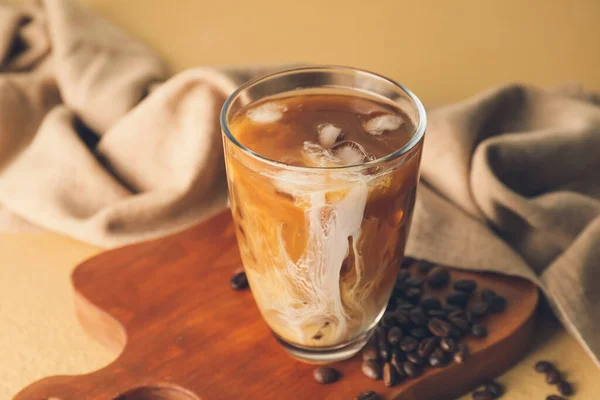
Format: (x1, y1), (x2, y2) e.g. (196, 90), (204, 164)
(221, 66), (426, 363)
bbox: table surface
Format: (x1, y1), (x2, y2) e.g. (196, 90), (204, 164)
(2, 0), (600, 398)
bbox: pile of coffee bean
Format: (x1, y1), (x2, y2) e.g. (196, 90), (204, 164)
(358, 258), (506, 392)
(535, 361), (574, 398)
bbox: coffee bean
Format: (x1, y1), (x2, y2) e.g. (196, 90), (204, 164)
(420, 296), (442, 310)
(535, 360), (554, 373)
(400, 336), (419, 352)
(395, 310), (412, 326)
(381, 312), (397, 328)
(546, 369), (561, 384)
(388, 327), (403, 345)
(396, 302), (414, 310)
(557, 380), (574, 396)
(428, 309), (447, 318)
(417, 260), (436, 274)
(486, 295), (507, 313)
(469, 302), (489, 317)
(383, 362), (398, 387)
(391, 352), (406, 375)
(480, 288), (496, 301)
(427, 267), (450, 288)
(447, 291), (469, 308)
(454, 343), (470, 364)
(429, 348), (449, 367)
(428, 318), (453, 337)
(362, 336), (379, 361)
(230, 271), (248, 290)
(361, 360), (382, 380)
(409, 327), (429, 339)
(397, 269), (411, 282)
(448, 327), (462, 339)
(406, 352), (427, 367)
(443, 304), (462, 314)
(471, 323), (488, 338)
(406, 275), (426, 287)
(313, 366), (339, 384)
(484, 381), (504, 397)
(400, 256), (415, 269)
(547, 396), (566, 400)
(440, 337), (457, 352)
(379, 341), (391, 361)
(356, 391), (381, 400)
(402, 361), (421, 378)
(448, 314), (471, 332)
(466, 310), (482, 324)
(472, 390), (494, 400)
(418, 337), (438, 358)
(405, 287), (422, 300)
(453, 279), (477, 293)
(410, 308), (428, 326)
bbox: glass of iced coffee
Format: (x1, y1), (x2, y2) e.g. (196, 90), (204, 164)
(221, 66), (426, 363)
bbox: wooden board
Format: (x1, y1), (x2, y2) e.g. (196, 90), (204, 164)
(14, 210), (538, 400)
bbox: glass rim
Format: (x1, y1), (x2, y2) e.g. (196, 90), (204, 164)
(220, 65), (427, 171)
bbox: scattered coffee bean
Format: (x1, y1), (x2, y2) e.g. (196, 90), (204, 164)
(383, 362), (398, 387)
(410, 308), (429, 326)
(428, 318), (453, 337)
(420, 296), (442, 310)
(471, 323), (488, 338)
(427, 267), (450, 288)
(557, 380), (573, 396)
(362, 337), (379, 361)
(546, 396), (566, 400)
(448, 314), (471, 332)
(472, 390), (494, 400)
(447, 291), (470, 308)
(454, 343), (469, 364)
(402, 361), (421, 378)
(469, 302), (489, 317)
(429, 348), (449, 368)
(454, 279), (477, 293)
(546, 369), (562, 384)
(440, 337), (457, 353)
(417, 260), (436, 274)
(443, 304), (462, 314)
(405, 287), (422, 300)
(362, 360), (382, 380)
(410, 327), (429, 339)
(484, 381), (504, 397)
(428, 309), (447, 318)
(388, 327), (403, 345)
(535, 360), (554, 373)
(397, 269), (411, 282)
(400, 257), (415, 269)
(418, 337), (438, 358)
(395, 310), (412, 326)
(400, 336), (419, 352)
(356, 390), (382, 400)
(406, 352), (427, 367)
(230, 270), (248, 290)
(313, 366), (339, 384)
(480, 288), (496, 302)
(406, 275), (426, 287)
(486, 295), (507, 313)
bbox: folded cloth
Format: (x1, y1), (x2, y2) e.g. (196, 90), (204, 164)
(1, 0), (599, 367)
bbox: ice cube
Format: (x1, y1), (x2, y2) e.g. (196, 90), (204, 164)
(247, 102), (286, 123)
(303, 141), (339, 167)
(317, 123), (344, 148)
(363, 114), (404, 135)
(331, 141), (375, 166)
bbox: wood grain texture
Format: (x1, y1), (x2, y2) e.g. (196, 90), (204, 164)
(14, 211), (538, 400)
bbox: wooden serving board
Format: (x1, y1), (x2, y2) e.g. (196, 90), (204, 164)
(15, 210), (538, 400)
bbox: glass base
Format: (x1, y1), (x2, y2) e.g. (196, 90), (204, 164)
(273, 328), (374, 364)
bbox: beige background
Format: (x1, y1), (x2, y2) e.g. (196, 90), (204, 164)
(2, 0), (600, 399)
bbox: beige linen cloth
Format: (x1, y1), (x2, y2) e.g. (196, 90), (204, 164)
(1, 0), (600, 367)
